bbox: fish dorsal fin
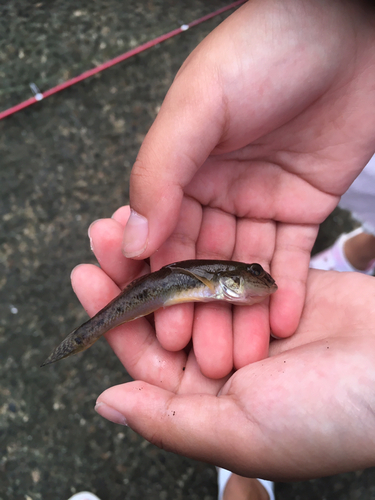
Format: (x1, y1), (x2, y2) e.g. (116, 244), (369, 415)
(167, 265), (216, 293)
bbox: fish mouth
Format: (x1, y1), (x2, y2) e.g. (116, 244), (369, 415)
(256, 281), (278, 296)
(255, 278), (278, 293)
(263, 275), (277, 292)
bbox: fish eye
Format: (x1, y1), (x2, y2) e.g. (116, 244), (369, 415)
(248, 264), (263, 276)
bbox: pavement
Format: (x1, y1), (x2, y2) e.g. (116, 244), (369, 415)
(0, 1), (374, 499)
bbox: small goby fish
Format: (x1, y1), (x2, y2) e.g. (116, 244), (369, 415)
(41, 260), (277, 366)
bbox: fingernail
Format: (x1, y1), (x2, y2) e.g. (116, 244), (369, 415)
(122, 209), (148, 258)
(87, 219), (102, 252)
(270, 332), (283, 340)
(95, 402), (128, 426)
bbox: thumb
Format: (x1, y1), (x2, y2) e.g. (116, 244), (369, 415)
(122, 51), (225, 258)
(95, 381), (264, 475)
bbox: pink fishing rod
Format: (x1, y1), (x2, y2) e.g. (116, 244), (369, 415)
(0, 1), (246, 121)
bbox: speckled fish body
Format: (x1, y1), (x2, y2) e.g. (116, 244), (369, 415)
(42, 260), (277, 366)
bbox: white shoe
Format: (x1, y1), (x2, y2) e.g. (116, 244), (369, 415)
(67, 493), (101, 500)
(310, 227), (375, 275)
(216, 467), (275, 500)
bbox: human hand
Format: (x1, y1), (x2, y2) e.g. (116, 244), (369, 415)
(84, 206), (275, 378)
(73, 218), (375, 480)
(121, 0), (375, 370)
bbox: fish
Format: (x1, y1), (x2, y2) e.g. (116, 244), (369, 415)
(41, 260), (277, 366)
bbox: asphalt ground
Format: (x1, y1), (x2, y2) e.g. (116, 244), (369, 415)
(1, 1), (374, 499)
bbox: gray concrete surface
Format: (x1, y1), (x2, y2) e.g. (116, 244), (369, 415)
(0, 1), (374, 499)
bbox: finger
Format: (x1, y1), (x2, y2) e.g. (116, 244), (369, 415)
(270, 223), (318, 337)
(178, 349), (228, 396)
(88, 217), (148, 289)
(111, 205), (131, 227)
(232, 218), (276, 368)
(193, 208), (236, 378)
(123, 0), (344, 260)
(122, 41), (228, 259)
(95, 375), (282, 479)
(95, 380), (258, 471)
(71, 263), (187, 390)
(152, 196), (202, 352)
(195, 207), (236, 260)
(96, 338), (375, 481)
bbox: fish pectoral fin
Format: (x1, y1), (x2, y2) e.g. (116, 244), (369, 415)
(169, 266), (216, 293)
(219, 276), (243, 299)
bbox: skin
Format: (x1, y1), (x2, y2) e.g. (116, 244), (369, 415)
(344, 232), (375, 270)
(223, 476), (270, 500)
(72, 215), (375, 481)
(68, 0), (375, 488)
(119, 0), (375, 379)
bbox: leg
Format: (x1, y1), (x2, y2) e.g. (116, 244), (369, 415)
(223, 473), (271, 500)
(310, 228), (375, 274)
(344, 231), (375, 270)
(217, 468), (274, 500)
